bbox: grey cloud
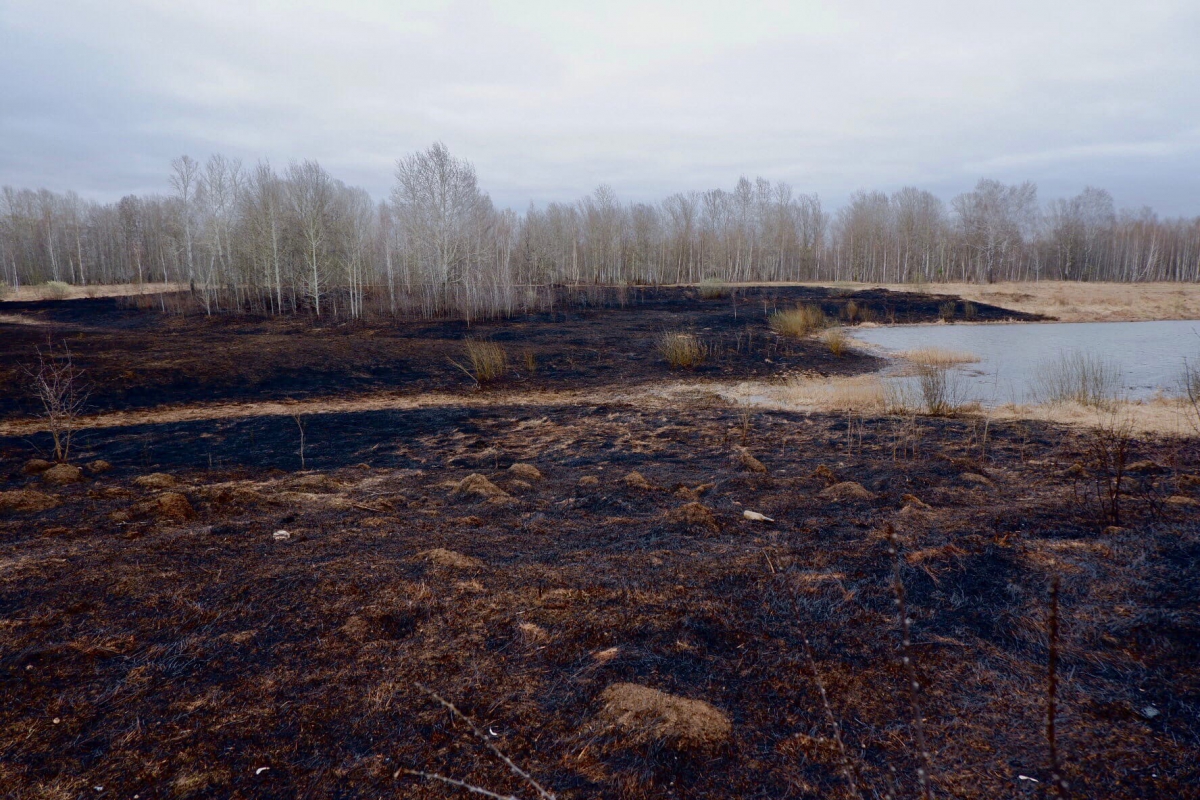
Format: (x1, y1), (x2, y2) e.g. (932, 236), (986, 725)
(2, 0), (1198, 213)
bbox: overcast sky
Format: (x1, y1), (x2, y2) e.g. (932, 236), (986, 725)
(2, 0), (1198, 213)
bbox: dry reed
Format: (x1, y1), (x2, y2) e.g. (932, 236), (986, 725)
(452, 340), (509, 386)
(824, 328), (849, 357)
(770, 305), (828, 337)
(901, 348), (981, 368)
(658, 332), (708, 369)
(1033, 352), (1120, 407)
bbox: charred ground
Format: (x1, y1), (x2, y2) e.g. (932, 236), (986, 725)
(0, 285), (1031, 418)
(1, 286), (1196, 800)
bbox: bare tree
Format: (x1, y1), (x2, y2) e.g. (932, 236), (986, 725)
(169, 155), (201, 284)
(952, 179), (1038, 283)
(4, 150), (1200, 321)
(286, 160), (334, 316)
(26, 341), (89, 463)
(392, 142), (492, 287)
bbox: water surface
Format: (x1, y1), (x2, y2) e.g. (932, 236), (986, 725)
(851, 320), (1200, 406)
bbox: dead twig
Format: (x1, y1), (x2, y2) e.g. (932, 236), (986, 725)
(399, 684), (557, 800)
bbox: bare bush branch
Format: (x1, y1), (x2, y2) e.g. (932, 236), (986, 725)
(405, 683), (557, 800)
(25, 340), (89, 462)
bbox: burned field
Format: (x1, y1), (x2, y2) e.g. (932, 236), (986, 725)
(1, 287), (1197, 799)
(0, 285), (1024, 417)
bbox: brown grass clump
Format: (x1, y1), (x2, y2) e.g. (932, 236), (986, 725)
(901, 347), (980, 368)
(23, 458), (53, 474)
(453, 339), (508, 385)
(657, 331), (708, 369)
(823, 327), (849, 357)
(0, 489), (59, 513)
(42, 281), (71, 301)
(40, 464), (82, 485)
(453, 474), (509, 501)
(819, 481), (875, 502)
(134, 472), (180, 490)
(735, 447), (768, 474)
(421, 548), (485, 570)
(508, 463), (543, 481)
(784, 374), (894, 413)
(916, 364), (969, 416)
(622, 471), (654, 490)
(149, 492), (196, 522)
(598, 683), (731, 750)
(769, 304), (827, 337)
(662, 501), (719, 534)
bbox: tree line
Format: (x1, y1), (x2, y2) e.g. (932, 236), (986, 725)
(2, 143), (1198, 319)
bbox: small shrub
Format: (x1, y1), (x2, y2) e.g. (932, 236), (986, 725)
(917, 364), (968, 415)
(25, 341), (89, 462)
(962, 301), (978, 321)
(938, 300), (956, 321)
(523, 349), (537, 374)
(697, 278), (729, 299)
(1086, 411), (1134, 524)
(658, 332), (708, 369)
(770, 305), (828, 337)
(824, 328), (849, 357)
(842, 300), (859, 323)
(43, 280), (71, 300)
(452, 339), (508, 385)
(1034, 352), (1120, 407)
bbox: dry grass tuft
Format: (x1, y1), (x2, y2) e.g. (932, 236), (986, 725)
(657, 332), (708, 369)
(508, 463), (543, 481)
(0, 489), (59, 513)
(599, 683), (732, 750)
(42, 281), (71, 301)
(134, 491), (196, 522)
(916, 364), (970, 416)
(40, 464), (82, 485)
(622, 471), (654, 490)
(735, 446), (768, 474)
(453, 473), (510, 500)
(697, 278), (729, 299)
(455, 339), (508, 385)
(135, 472), (180, 490)
(819, 481), (875, 502)
(662, 501), (720, 533)
(770, 304), (828, 337)
(1033, 351), (1120, 407)
(784, 374), (904, 414)
(823, 328), (849, 357)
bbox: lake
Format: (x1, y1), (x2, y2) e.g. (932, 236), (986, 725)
(850, 319), (1200, 406)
